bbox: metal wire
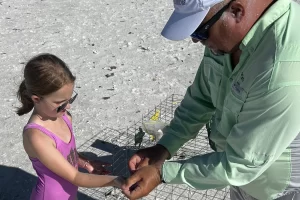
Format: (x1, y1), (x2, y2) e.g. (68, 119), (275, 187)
(78, 94), (230, 200)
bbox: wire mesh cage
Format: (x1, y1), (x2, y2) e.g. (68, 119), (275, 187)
(78, 94), (230, 200)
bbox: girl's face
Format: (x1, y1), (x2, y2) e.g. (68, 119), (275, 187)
(33, 83), (76, 118)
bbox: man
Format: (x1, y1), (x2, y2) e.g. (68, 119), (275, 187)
(122, 0), (300, 199)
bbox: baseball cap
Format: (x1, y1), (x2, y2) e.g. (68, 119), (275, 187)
(161, 0), (224, 41)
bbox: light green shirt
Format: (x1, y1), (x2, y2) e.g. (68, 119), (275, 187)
(158, 0), (300, 199)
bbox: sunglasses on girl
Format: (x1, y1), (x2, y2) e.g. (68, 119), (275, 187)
(56, 91), (78, 113)
(190, 0), (234, 41)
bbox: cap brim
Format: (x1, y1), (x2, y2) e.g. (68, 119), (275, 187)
(161, 9), (209, 41)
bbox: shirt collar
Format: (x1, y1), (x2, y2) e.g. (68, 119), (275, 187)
(240, 0), (291, 53)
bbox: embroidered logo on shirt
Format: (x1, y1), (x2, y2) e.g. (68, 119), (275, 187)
(232, 81), (243, 94)
(231, 71), (247, 96)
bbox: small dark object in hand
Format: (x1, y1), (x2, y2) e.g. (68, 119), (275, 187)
(129, 182), (139, 192)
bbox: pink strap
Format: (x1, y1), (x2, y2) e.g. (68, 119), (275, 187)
(24, 123), (58, 145)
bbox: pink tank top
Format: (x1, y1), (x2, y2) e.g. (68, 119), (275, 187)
(24, 114), (78, 200)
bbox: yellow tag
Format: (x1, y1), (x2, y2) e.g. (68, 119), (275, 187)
(149, 135), (155, 142)
(150, 110), (160, 121)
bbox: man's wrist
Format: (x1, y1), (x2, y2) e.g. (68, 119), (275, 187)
(155, 144), (171, 160)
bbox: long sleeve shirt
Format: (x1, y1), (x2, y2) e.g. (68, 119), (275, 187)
(158, 0), (300, 199)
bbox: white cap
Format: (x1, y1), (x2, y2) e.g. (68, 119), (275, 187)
(161, 0), (224, 41)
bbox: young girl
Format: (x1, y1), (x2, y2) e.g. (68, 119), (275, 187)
(16, 53), (123, 200)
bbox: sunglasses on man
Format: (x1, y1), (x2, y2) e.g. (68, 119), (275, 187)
(190, 0), (235, 41)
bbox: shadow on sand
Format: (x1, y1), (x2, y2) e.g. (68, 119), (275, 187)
(79, 138), (140, 179)
(0, 165), (96, 200)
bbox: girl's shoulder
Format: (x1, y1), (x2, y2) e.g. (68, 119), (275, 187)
(23, 115), (56, 146)
(23, 113), (72, 146)
(23, 124), (55, 146)
(23, 124), (56, 158)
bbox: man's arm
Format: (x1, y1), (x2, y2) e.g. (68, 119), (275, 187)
(158, 54), (216, 157)
(161, 85), (300, 189)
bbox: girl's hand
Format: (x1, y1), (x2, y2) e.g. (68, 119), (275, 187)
(84, 160), (111, 175)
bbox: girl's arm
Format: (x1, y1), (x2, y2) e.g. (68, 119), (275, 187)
(23, 128), (123, 188)
(65, 112), (88, 170)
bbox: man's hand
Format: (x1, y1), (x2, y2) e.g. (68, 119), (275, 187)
(123, 144), (170, 199)
(122, 165), (162, 200)
(128, 144), (170, 173)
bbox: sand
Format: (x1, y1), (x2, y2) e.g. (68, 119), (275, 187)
(0, 0), (202, 172)
(0, 0), (299, 199)
(0, 0), (203, 199)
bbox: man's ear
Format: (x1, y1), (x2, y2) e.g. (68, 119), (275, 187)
(31, 95), (41, 103)
(229, 1), (245, 23)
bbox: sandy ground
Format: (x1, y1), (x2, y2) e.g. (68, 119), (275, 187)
(0, 0), (203, 199)
(1, 0), (203, 171)
(0, 0), (299, 199)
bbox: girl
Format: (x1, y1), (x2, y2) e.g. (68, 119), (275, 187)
(16, 53), (123, 200)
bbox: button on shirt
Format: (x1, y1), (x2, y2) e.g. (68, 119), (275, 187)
(158, 0), (300, 199)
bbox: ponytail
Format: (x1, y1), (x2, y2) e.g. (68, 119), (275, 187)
(16, 80), (34, 116)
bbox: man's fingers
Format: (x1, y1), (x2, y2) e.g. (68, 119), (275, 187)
(122, 171), (143, 191)
(122, 186), (137, 200)
(128, 154), (143, 171)
(136, 158), (149, 170)
(122, 182), (144, 200)
(122, 176), (150, 200)
(121, 169), (151, 199)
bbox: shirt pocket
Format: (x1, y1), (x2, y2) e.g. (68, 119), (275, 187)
(217, 90), (245, 138)
(203, 57), (224, 107)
